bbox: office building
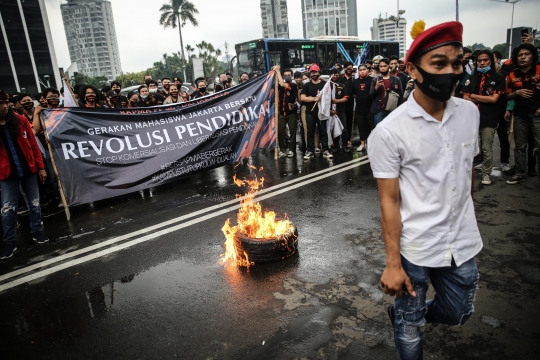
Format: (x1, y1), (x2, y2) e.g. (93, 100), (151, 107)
(0, 0), (61, 95)
(61, 0), (122, 82)
(371, 15), (407, 57)
(261, 0), (289, 38)
(301, 0), (358, 38)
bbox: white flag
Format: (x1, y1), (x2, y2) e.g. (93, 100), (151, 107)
(62, 79), (77, 107)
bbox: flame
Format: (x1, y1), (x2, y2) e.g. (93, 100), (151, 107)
(221, 168), (294, 268)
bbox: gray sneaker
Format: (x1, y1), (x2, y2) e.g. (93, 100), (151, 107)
(278, 151), (287, 158)
(322, 150), (333, 159)
(481, 174), (491, 185)
(303, 151), (314, 160)
(501, 163), (511, 172)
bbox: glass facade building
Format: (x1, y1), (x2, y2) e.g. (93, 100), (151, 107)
(61, 0), (122, 82)
(260, 0), (289, 39)
(301, 0), (358, 38)
(0, 0), (60, 95)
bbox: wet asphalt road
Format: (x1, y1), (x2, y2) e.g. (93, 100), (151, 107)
(0, 132), (539, 360)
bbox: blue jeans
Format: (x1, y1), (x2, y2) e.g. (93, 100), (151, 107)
(513, 114), (540, 176)
(394, 256), (479, 360)
(374, 110), (390, 126)
(1, 174), (43, 243)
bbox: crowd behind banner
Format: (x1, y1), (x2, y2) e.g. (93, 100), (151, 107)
(0, 31), (539, 260)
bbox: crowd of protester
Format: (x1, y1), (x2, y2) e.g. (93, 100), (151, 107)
(0, 31), (539, 260)
(274, 33), (539, 191)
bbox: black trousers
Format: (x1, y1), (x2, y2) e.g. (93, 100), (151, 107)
(345, 107), (354, 143)
(355, 108), (374, 141)
(496, 116), (510, 164)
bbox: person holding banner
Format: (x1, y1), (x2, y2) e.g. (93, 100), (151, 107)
(78, 85), (104, 108)
(163, 85), (184, 105)
(0, 90), (49, 260)
(273, 65), (298, 158)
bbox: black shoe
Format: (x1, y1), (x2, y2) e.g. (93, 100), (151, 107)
(32, 231), (49, 244)
(528, 170), (538, 177)
(0, 242), (18, 260)
(387, 304), (395, 329)
(507, 175), (525, 185)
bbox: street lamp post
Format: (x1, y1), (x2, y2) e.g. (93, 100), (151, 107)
(44, 75), (50, 88)
(490, 0), (521, 58)
(395, 0), (406, 57)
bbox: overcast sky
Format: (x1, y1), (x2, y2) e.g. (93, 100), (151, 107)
(44, 0), (539, 73)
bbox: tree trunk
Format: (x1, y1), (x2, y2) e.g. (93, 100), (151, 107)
(177, 15), (187, 82)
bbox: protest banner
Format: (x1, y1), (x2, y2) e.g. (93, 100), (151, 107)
(42, 72), (277, 206)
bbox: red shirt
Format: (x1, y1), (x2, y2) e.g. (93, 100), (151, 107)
(0, 114), (45, 180)
(380, 78), (391, 110)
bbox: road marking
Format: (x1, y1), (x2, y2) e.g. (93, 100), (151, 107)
(0, 157), (370, 292)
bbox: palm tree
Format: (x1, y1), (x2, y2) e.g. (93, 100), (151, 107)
(159, 0), (199, 81)
(185, 44), (194, 59)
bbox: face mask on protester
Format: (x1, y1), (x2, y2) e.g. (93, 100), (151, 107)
(140, 95), (148, 100)
(373, 65), (379, 71)
(414, 65), (461, 102)
(302, 79), (310, 85)
(21, 101), (33, 110)
(199, 87), (207, 93)
(477, 65), (491, 73)
(113, 89), (120, 95)
(149, 88), (157, 94)
(310, 74), (320, 81)
(47, 97), (60, 107)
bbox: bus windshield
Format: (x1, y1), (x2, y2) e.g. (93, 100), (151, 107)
(237, 48), (266, 74)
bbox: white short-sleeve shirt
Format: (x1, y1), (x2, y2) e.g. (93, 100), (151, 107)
(368, 92), (483, 268)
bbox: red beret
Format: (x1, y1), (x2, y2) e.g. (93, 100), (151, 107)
(405, 21), (463, 64)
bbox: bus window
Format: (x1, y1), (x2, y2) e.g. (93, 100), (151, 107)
(317, 43), (336, 73)
(269, 52), (281, 67)
(237, 49), (266, 74)
(370, 44), (380, 58)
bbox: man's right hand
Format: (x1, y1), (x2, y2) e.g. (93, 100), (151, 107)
(380, 265), (416, 298)
(375, 79), (384, 90)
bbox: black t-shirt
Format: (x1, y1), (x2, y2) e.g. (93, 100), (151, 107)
(506, 64), (540, 117)
(338, 75), (355, 109)
(0, 124), (31, 178)
(331, 82), (348, 111)
(279, 83), (298, 116)
(463, 72), (506, 128)
(352, 76), (374, 110)
(301, 80), (326, 115)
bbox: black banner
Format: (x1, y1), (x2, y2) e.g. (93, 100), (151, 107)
(43, 73), (277, 206)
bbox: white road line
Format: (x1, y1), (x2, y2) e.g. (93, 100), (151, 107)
(0, 157), (370, 292)
(0, 156), (367, 283)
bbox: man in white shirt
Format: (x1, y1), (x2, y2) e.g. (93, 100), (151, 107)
(368, 21), (482, 360)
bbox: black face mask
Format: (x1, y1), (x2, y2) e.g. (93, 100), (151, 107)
(311, 74), (320, 81)
(373, 65), (379, 70)
(21, 102), (34, 110)
(113, 89), (121, 95)
(414, 65), (461, 102)
(227, 78), (232, 83)
(47, 99), (59, 107)
(199, 87), (207, 93)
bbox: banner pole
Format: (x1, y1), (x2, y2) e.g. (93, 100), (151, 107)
(274, 71), (279, 160)
(39, 114), (71, 221)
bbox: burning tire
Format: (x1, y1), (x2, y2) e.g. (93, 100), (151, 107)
(234, 226), (298, 263)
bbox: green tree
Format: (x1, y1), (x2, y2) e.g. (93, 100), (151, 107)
(159, 0), (199, 82)
(72, 73), (108, 88)
(492, 43), (508, 57)
(195, 41), (223, 79)
(115, 71), (147, 87)
(465, 43), (489, 52)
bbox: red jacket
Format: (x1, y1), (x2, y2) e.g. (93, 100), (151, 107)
(0, 114), (45, 180)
